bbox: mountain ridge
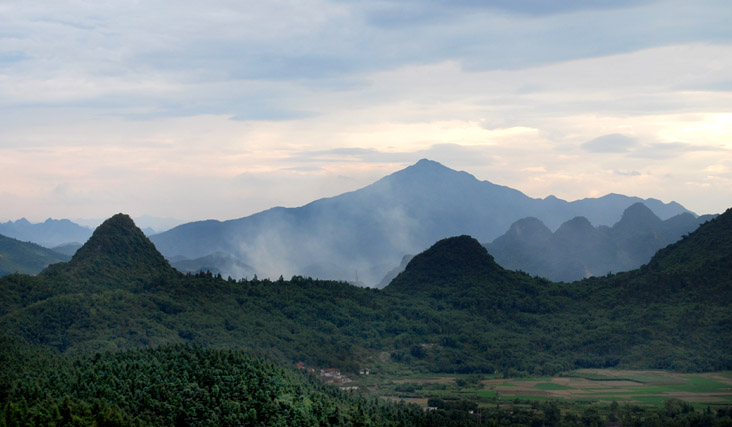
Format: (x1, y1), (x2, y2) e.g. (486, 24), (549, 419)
(0, 217), (92, 248)
(486, 203), (714, 282)
(1, 206), (731, 373)
(151, 159), (695, 285)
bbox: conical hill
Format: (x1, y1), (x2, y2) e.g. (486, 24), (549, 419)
(42, 213), (177, 287)
(386, 235), (517, 294)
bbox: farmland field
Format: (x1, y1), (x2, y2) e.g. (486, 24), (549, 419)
(488, 369), (732, 406)
(352, 369), (732, 409)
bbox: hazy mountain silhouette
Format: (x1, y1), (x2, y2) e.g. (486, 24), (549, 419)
(0, 233), (70, 277)
(486, 203), (715, 282)
(377, 254), (414, 288)
(50, 242), (83, 257)
(0, 218), (92, 248)
(150, 159), (694, 285)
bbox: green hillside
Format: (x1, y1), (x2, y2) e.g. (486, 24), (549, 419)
(1, 210), (731, 373)
(1, 210), (731, 425)
(0, 233), (69, 277)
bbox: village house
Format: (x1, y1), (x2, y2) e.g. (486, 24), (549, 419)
(320, 368), (351, 384)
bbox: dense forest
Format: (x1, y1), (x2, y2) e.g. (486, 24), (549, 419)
(0, 341), (430, 425)
(3, 340), (732, 426)
(1, 210), (731, 425)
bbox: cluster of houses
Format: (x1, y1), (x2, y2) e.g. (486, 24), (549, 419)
(320, 368), (350, 384)
(295, 362), (370, 390)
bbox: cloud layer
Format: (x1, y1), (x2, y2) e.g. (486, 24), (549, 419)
(1, 0), (731, 221)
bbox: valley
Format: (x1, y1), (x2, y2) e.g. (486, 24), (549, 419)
(5, 1), (730, 424)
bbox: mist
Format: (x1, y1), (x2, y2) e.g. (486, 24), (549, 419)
(149, 160), (696, 287)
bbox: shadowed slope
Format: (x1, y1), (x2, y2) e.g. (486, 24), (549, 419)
(0, 234), (69, 277)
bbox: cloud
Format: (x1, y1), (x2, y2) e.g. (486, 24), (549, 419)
(361, 0), (654, 30)
(631, 141), (725, 159)
(229, 107), (314, 122)
(582, 134), (639, 153)
(582, 133), (727, 159)
(613, 170), (642, 176)
(2, 0), (732, 220)
(289, 143), (492, 167)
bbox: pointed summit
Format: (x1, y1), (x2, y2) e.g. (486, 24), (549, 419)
(379, 158), (478, 189)
(387, 235), (510, 293)
(500, 217), (553, 244)
(43, 213), (176, 286)
(411, 158), (449, 171)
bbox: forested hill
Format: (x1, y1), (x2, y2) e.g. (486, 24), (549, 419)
(385, 208), (732, 371)
(1, 208), (731, 374)
(41, 213), (178, 290)
(386, 235), (524, 294)
(0, 342), (426, 425)
(645, 207), (731, 275)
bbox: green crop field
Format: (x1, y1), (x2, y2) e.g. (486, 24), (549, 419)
(351, 369), (732, 411)
(491, 369), (732, 407)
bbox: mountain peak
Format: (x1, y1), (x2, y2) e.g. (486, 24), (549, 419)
(615, 203), (662, 230)
(555, 216), (595, 237)
(410, 234), (494, 270)
(45, 213), (176, 285)
(508, 217), (553, 240)
(387, 235), (506, 292)
(396, 159), (460, 179)
(376, 159), (486, 199)
(413, 158), (443, 168)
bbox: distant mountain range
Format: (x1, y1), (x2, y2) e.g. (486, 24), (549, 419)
(151, 159), (695, 285)
(0, 215), (184, 251)
(72, 215), (184, 236)
(0, 233), (70, 277)
(485, 203), (715, 282)
(0, 218), (92, 248)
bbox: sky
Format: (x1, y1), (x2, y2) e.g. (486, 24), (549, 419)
(1, 0), (731, 224)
